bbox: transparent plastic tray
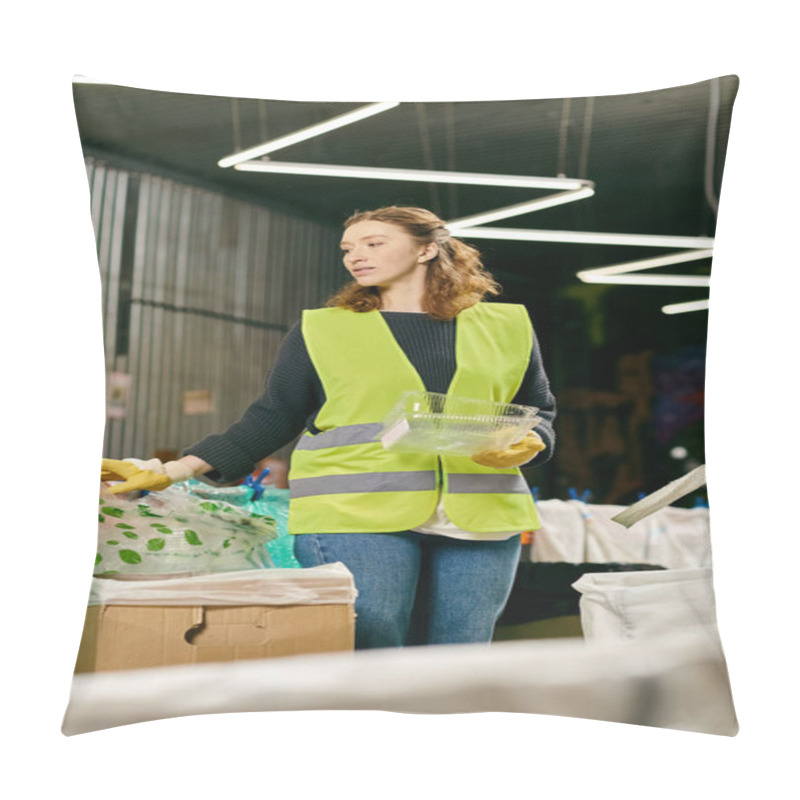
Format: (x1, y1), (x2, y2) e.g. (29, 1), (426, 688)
(381, 391), (540, 457)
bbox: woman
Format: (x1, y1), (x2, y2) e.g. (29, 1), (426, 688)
(102, 206), (556, 650)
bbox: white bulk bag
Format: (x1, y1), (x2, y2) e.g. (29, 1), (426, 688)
(572, 567), (720, 642)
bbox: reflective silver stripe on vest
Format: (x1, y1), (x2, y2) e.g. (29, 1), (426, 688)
(295, 423), (384, 451)
(290, 471), (437, 498)
(447, 473), (530, 494)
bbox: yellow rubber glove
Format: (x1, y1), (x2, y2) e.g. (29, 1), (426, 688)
(101, 458), (173, 494)
(101, 458), (196, 495)
(471, 431), (546, 469)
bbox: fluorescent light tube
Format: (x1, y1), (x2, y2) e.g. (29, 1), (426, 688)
(577, 249), (714, 278)
(453, 227), (715, 249)
(662, 299), (710, 314)
(234, 160), (590, 190)
(578, 273), (710, 287)
(218, 102), (400, 168)
(445, 187), (595, 228)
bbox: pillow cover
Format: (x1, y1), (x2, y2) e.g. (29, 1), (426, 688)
(63, 76), (739, 737)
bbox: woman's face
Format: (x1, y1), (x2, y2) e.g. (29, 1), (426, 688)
(340, 220), (435, 289)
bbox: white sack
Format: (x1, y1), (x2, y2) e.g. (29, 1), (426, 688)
(532, 499), (712, 569)
(645, 506), (712, 570)
(582, 504), (650, 564)
(573, 567), (720, 643)
(531, 499), (587, 562)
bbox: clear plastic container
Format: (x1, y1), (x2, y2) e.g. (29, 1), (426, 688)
(381, 391), (540, 457)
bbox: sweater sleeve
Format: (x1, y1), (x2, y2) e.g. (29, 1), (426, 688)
(182, 320), (324, 483)
(511, 323), (557, 466)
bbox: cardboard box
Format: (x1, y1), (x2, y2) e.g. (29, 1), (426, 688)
(74, 564), (356, 673)
(75, 602), (354, 673)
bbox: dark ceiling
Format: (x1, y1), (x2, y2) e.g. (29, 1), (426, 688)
(71, 76), (738, 349)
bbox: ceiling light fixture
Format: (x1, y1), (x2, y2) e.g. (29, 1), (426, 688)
(218, 100), (715, 316)
(662, 299), (710, 314)
(445, 187), (596, 228)
(577, 273), (710, 287)
(577, 249), (712, 312)
(234, 160), (592, 191)
(218, 101), (400, 168)
(576, 249), (714, 278)
(449, 227), (714, 249)
(221, 101), (595, 229)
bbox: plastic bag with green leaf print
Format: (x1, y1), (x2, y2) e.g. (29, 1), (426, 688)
(96, 483), (278, 577)
(182, 479), (300, 568)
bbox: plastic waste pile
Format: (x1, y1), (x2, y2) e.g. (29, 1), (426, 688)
(96, 472), (298, 576)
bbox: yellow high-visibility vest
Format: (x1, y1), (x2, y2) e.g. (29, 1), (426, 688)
(287, 303), (541, 534)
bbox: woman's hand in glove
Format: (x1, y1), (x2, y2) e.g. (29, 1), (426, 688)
(471, 431), (546, 469)
(101, 458), (196, 495)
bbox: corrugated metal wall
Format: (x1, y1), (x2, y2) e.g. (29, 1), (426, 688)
(86, 157), (345, 461)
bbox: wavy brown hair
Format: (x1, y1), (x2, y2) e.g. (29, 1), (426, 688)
(325, 206), (501, 319)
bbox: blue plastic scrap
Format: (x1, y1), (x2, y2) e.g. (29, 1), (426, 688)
(243, 468), (271, 500)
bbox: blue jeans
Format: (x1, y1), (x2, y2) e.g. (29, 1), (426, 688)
(293, 531), (521, 650)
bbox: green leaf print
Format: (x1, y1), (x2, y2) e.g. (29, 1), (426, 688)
(106, 540), (120, 546)
(98, 513), (105, 523)
(104, 507), (125, 518)
(184, 530), (203, 546)
(118, 549), (142, 564)
(137, 505), (163, 518)
(115, 523), (136, 530)
(199, 502), (220, 513)
(147, 538), (166, 551)
(150, 523), (173, 534)
(95, 553), (102, 565)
